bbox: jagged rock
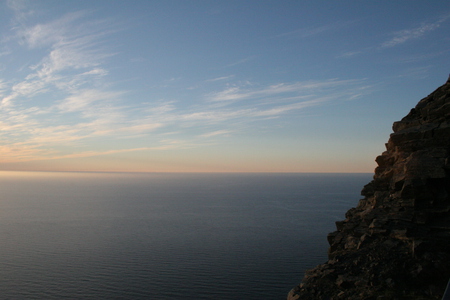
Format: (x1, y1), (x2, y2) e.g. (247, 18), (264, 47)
(288, 77), (450, 300)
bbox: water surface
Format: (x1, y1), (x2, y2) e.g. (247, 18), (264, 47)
(0, 171), (371, 299)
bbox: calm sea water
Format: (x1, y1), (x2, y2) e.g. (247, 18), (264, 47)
(0, 171), (371, 299)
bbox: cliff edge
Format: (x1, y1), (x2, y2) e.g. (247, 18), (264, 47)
(288, 77), (450, 300)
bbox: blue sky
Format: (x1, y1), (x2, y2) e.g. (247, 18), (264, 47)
(1, 0), (449, 173)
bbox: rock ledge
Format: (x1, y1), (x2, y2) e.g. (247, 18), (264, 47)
(288, 78), (450, 300)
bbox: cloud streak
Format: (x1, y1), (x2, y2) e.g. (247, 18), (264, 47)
(337, 13), (450, 59)
(274, 20), (355, 40)
(199, 130), (232, 138)
(381, 14), (450, 48)
(208, 79), (362, 103)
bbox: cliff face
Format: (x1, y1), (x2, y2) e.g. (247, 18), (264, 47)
(288, 78), (450, 300)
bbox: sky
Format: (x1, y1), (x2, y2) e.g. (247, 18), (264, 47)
(0, 0), (449, 173)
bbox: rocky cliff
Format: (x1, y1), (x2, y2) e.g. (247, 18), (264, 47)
(288, 77), (450, 300)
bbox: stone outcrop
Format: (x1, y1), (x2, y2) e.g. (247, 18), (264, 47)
(288, 77), (450, 300)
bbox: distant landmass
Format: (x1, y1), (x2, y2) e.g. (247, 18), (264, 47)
(288, 77), (450, 299)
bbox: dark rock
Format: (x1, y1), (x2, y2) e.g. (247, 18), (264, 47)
(288, 77), (450, 300)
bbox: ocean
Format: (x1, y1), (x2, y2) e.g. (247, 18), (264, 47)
(0, 171), (371, 299)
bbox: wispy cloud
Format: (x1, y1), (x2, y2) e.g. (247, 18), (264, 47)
(0, 143), (52, 162)
(2, 11), (115, 106)
(395, 49), (450, 63)
(338, 14), (450, 58)
(208, 79), (362, 103)
(49, 145), (179, 161)
(252, 98), (329, 117)
(199, 130), (232, 138)
(336, 51), (362, 59)
(381, 14), (450, 48)
(0, 80), (7, 97)
(205, 75), (235, 82)
(0, 7), (143, 163)
(0, 143), (185, 163)
(57, 89), (122, 114)
(6, 0), (36, 23)
(0, 3), (371, 166)
(274, 20), (355, 39)
(275, 24), (336, 39)
(170, 79), (367, 127)
(224, 56), (255, 68)
(394, 66), (433, 80)
(0, 50), (11, 57)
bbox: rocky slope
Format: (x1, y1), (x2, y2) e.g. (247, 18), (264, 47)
(288, 77), (450, 300)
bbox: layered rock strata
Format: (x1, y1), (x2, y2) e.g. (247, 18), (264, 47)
(288, 77), (450, 300)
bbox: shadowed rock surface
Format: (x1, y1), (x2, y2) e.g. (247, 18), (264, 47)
(288, 77), (450, 300)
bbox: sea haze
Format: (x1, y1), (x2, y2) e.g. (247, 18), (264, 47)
(0, 171), (371, 299)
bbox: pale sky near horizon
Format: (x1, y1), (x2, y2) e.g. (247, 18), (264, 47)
(1, 0), (449, 173)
